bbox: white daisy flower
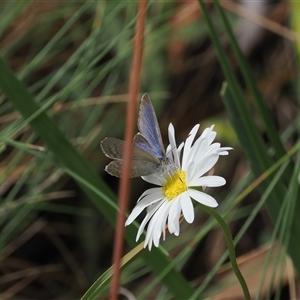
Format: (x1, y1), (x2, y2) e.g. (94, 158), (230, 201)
(125, 123), (232, 250)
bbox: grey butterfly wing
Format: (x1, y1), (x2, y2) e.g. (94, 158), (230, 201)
(101, 137), (161, 177)
(101, 138), (123, 159)
(137, 93), (165, 158)
(105, 160), (162, 178)
(102, 137), (139, 160)
(101, 137), (160, 162)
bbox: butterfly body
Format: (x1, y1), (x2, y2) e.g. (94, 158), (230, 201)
(101, 94), (172, 178)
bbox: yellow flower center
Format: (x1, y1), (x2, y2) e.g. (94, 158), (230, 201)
(162, 170), (188, 200)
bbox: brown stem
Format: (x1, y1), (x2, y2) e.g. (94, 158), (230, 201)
(109, 1), (147, 299)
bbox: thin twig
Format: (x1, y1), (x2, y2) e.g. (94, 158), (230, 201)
(110, 1), (147, 299)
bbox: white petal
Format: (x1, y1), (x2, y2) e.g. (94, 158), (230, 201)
(147, 202), (170, 248)
(188, 138), (209, 178)
(180, 192), (194, 223)
(166, 144), (174, 161)
(137, 187), (162, 202)
(205, 143), (221, 156)
(192, 154), (219, 180)
(148, 218), (161, 248)
(199, 126), (211, 140)
(137, 200), (164, 242)
(168, 197), (181, 234)
(173, 219), (180, 236)
(146, 240), (152, 250)
(168, 198), (180, 222)
(137, 212), (152, 242)
(138, 188), (163, 203)
(206, 130), (216, 145)
(189, 138), (208, 166)
(220, 147), (233, 152)
(168, 123), (180, 167)
(145, 201), (163, 242)
(144, 219), (157, 249)
(219, 151), (229, 155)
(186, 161), (195, 183)
(150, 201), (170, 243)
(189, 176), (226, 187)
(219, 147), (233, 156)
(125, 191), (164, 226)
(161, 206), (169, 241)
(177, 142), (184, 164)
(169, 200), (181, 235)
(200, 126), (216, 145)
(182, 124), (200, 169)
(188, 189), (218, 207)
(142, 175), (162, 185)
(125, 206), (146, 226)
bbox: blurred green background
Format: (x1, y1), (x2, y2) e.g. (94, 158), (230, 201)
(0, 1), (299, 299)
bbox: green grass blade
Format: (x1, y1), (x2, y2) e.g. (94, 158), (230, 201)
(200, 0), (300, 281)
(198, 0), (285, 208)
(213, 0), (294, 179)
(194, 158), (290, 298)
(221, 83), (300, 274)
(80, 244), (144, 300)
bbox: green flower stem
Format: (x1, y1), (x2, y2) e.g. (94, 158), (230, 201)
(199, 204), (251, 300)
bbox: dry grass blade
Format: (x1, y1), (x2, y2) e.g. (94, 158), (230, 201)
(205, 242), (297, 299)
(221, 1), (300, 42)
(44, 225), (88, 289)
(0, 219), (47, 263)
(0, 1), (59, 49)
(0, 264), (63, 285)
(0, 275), (37, 300)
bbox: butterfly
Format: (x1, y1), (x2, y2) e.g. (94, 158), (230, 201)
(101, 93), (172, 178)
